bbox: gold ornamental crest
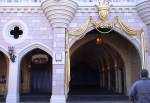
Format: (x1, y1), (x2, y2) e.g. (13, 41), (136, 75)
(96, 0), (111, 21)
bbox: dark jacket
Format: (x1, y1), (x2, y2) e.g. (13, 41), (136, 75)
(129, 78), (150, 103)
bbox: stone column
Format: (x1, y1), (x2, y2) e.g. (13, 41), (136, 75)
(51, 64), (66, 103)
(107, 66), (111, 90)
(102, 69), (105, 88)
(50, 28), (66, 103)
(6, 57), (20, 103)
(114, 64), (119, 93)
(41, 0), (78, 102)
(115, 68), (119, 93)
(118, 69), (122, 93)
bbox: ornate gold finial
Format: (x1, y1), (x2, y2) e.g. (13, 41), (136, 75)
(96, 0), (111, 21)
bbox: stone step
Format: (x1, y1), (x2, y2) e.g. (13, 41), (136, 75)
(20, 95), (50, 102)
(67, 95), (129, 101)
(0, 96), (5, 102)
(0, 95), (130, 103)
(1, 101), (130, 103)
(69, 101), (130, 103)
(20, 101), (130, 103)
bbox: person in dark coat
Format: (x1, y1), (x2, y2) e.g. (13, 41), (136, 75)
(129, 69), (150, 103)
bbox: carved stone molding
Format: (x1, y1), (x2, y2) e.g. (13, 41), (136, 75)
(136, 0), (150, 25)
(0, 6), (42, 13)
(0, 5), (135, 15)
(41, 0), (78, 28)
(78, 6), (136, 13)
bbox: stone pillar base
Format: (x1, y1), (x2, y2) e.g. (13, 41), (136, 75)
(50, 95), (66, 103)
(6, 95), (19, 103)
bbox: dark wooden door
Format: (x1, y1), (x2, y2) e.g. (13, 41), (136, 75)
(31, 64), (51, 93)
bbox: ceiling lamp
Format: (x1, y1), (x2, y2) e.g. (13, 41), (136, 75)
(96, 36), (102, 45)
(32, 54), (48, 64)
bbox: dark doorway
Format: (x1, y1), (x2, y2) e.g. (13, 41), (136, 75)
(70, 62), (100, 95)
(0, 51), (9, 102)
(20, 48), (52, 102)
(31, 63), (51, 93)
(69, 31), (126, 96)
(68, 29), (141, 103)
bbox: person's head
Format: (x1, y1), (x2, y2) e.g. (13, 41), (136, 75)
(141, 69), (149, 78)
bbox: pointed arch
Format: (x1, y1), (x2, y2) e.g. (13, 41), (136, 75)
(0, 45), (9, 58)
(70, 27), (141, 58)
(18, 42), (53, 62)
(69, 28), (142, 95)
(18, 42), (53, 97)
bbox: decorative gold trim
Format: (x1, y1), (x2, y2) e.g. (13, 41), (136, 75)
(68, 16), (91, 36)
(117, 16), (141, 36)
(140, 30), (147, 70)
(96, 0), (111, 21)
(68, 16), (141, 37)
(65, 29), (70, 97)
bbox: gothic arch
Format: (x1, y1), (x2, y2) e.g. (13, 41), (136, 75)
(70, 27), (141, 59)
(69, 28), (142, 94)
(18, 42), (53, 62)
(0, 45), (9, 58)
(18, 42), (53, 97)
(0, 45), (9, 97)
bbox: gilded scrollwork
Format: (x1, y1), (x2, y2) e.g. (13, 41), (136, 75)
(68, 16), (91, 37)
(67, 0), (142, 37)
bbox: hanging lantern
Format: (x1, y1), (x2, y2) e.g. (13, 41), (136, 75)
(96, 36), (102, 45)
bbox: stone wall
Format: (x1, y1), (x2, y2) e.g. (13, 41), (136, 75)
(0, 0), (149, 103)
(0, 10), (53, 54)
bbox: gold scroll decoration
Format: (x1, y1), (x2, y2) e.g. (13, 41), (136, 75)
(67, 16), (147, 70)
(68, 16), (91, 37)
(68, 16), (140, 37)
(65, 29), (70, 97)
(117, 16), (141, 36)
(140, 30), (147, 70)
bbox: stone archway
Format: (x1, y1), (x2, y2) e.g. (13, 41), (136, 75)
(68, 29), (141, 101)
(18, 43), (53, 102)
(0, 47), (9, 102)
(18, 43), (53, 58)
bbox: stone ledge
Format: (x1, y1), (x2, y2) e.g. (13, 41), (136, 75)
(78, 6), (136, 13)
(0, 7), (42, 13)
(0, 5), (136, 14)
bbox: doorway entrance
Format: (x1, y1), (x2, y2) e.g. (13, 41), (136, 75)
(68, 29), (141, 102)
(31, 63), (51, 93)
(0, 51), (9, 102)
(20, 48), (52, 101)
